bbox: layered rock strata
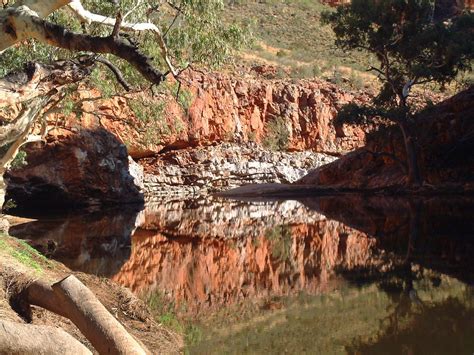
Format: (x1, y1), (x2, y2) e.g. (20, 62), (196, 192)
(141, 143), (336, 200)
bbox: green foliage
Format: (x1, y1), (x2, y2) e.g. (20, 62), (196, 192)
(10, 150), (28, 170)
(0, 42), (53, 77)
(1, 0), (250, 95)
(323, 0), (474, 185)
(2, 199), (17, 212)
(174, 84), (194, 114)
(128, 96), (170, 145)
(129, 97), (166, 123)
(263, 117), (290, 151)
(165, 0), (251, 68)
(89, 67), (116, 98)
(0, 144), (28, 171)
(322, 0), (474, 107)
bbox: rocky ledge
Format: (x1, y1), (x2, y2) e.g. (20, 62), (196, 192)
(140, 142), (336, 200)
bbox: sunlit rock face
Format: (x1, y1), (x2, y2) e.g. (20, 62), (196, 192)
(61, 72), (369, 159)
(180, 71), (369, 154)
(141, 144), (336, 199)
(112, 199), (378, 316)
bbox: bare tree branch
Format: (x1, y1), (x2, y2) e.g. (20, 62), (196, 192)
(3, 7), (164, 84)
(95, 57), (132, 91)
(67, 0), (178, 76)
(0, 59), (94, 108)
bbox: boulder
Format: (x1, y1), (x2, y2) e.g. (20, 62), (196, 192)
(5, 128), (144, 210)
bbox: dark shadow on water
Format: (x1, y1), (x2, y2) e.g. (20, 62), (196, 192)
(298, 195), (474, 355)
(9, 205), (142, 277)
(299, 195), (474, 285)
(346, 294), (474, 354)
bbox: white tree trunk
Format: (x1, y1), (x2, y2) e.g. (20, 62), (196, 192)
(0, 320), (92, 355)
(0, 97), (49, 209)
(1, 0), (177, 76)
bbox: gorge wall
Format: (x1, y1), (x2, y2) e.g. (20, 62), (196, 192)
(298, 87), (474, 190)
(76, 69), (369, 158)
(6, 70), (369, 206)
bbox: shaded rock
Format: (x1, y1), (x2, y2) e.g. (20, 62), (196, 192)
(5, 128), (144, 210)
(297, 87), (474, 189)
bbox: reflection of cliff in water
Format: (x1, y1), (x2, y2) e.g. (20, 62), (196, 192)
(113, 199), (378, 316)
(301, 195), (474, 284)
(8, 195), (474, 321)
(9, 207), (143, 277)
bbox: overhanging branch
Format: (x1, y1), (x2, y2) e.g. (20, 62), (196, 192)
(14, 9), (165, 84)
(68, 0), (178, 76)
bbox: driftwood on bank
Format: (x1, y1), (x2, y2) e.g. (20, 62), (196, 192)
(0, 319), (92, 355)
(24, 275), (147, 355)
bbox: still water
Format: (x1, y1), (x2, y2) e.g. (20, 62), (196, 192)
(10, 195), (474, 354)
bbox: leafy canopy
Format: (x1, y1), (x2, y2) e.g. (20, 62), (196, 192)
(0, 0), (250, 84)
(322, 0), (474, 112)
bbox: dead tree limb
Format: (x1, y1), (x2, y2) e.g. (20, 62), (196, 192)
(95, 57), (132, 91)
(1, 6), (164, 85)
(25, 275), (147, 355)
(0, 319), (92, 355)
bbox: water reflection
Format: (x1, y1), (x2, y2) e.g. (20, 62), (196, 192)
(114, 201), (378, 316)
(9, 206), (143, 276)
(8, 195), (474, 353)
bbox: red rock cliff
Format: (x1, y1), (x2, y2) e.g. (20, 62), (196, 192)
(68, 70), (369, 158)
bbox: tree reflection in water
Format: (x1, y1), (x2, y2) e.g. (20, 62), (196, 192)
(338, 199), (474, 354)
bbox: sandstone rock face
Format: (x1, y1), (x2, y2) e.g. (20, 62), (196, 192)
(141, 143), (337, 199)
(181, 71), (368, 153)
(298, 87), (474, 189)
(69, 71), (369, 159)
(5, 129), (144, 209)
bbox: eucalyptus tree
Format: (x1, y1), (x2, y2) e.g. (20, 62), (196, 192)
(0, 0), (247, 208)
(323, 0), (474, 185)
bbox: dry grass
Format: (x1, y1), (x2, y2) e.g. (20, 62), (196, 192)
(224, 0), (379, 89)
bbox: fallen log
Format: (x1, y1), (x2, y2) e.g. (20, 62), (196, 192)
(0, 319), (92, 355)
(25, 275), (147, 355)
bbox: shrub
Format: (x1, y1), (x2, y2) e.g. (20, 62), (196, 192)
(263, 116), (290, 151)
